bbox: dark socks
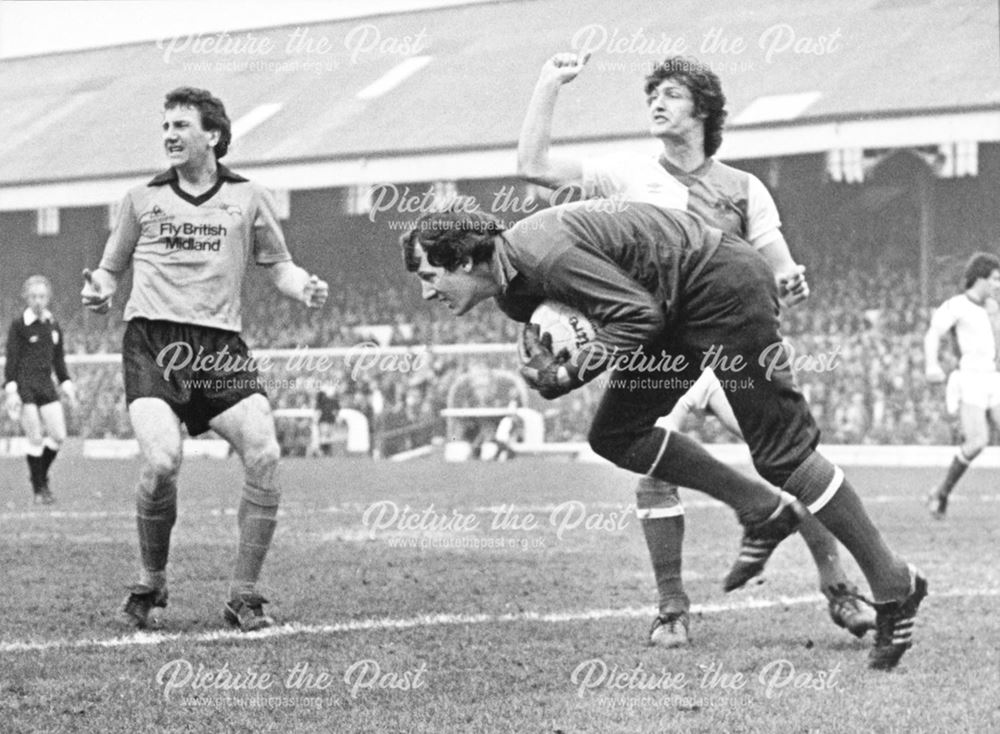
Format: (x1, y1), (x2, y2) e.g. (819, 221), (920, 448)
(640, 515), (689, 614)
(936, 453), (970, 499)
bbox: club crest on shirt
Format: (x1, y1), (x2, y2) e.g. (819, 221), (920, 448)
(29, 335), (39, 343)
(219, 203), (243, 218)
(139, 205), (172, 226)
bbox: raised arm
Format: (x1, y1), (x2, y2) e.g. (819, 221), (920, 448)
(516, 52), (590, 188)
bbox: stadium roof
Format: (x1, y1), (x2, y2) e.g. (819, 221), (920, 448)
(1, 0), (998, 208)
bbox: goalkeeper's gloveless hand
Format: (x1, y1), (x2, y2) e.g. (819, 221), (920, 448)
(519, 324), (577, 400)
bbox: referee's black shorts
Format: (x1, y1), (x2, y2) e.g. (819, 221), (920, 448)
(588, 235), (820, 487)
(123, 318), (266, 436)
(17, 378), (60, 407)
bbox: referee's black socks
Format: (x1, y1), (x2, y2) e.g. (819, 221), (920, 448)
(25, 444), (58, 494)
(41, 445), (58, 477)
(26, 453), (44, 493)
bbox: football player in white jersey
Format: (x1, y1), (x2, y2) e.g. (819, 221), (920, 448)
(518, 53), (874, 646)
(924, 252), (1000, 518)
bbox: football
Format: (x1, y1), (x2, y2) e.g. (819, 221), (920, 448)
(518, 300), (596, 364)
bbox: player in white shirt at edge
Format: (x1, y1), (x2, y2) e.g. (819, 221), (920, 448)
(924, 252), (1000, 518)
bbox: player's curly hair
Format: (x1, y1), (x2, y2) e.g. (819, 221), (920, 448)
(963, 252), (1000, 290)
(644, 56), (727, 157)
(21, 274), (52, 299)
(402, 208), (506, 273)
(164, 87), (232, 159)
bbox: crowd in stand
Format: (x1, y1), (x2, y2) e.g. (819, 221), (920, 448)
(0, 255), (975, 447)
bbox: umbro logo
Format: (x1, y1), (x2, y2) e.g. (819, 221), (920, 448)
(29, 335), (39, 343)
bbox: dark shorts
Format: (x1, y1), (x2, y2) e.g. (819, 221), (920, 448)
(17, 379), (60, 407)
(588, 236), (820, 487)
(123, 318), (266, 436)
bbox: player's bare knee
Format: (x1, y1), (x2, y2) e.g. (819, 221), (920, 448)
(142, 446), (182, 484)
(245, 439), (280, 477)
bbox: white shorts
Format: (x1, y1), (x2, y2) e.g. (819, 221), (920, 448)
(654, 369), (722, 430)
(947, 369), (1000, 414)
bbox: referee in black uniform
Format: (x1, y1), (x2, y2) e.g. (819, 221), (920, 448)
(4, 275), (77, 503)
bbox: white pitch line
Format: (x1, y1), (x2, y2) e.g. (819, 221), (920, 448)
(4, 494), (999, 523)
(2, 588), (998, 655)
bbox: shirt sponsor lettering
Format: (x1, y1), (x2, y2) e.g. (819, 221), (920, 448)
(160, 222), (228, 252)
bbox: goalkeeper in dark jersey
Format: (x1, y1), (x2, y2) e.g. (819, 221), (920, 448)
(4, 275), (77, 504)
(402, 203), (926, 671)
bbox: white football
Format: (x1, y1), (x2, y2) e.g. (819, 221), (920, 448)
(518, 300), (596, 364)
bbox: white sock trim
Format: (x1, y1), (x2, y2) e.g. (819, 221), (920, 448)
(647, 429), (672, 476)
(806, 465), (844, 514)
(636, 505), (685, 520)
(139, 570), (167, 590)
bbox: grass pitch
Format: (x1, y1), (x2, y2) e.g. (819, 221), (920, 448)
(2, 454), (999, 733)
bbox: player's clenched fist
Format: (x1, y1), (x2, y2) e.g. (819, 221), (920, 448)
(777, 264), (810, 308)
(81, 268), (115, 314)
(4, 384), (21, 422)
(58, 380), (80, 411)
(303, 274), (329, 308)
(538, 52), (591, 86)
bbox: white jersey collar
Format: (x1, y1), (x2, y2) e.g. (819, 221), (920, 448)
(23, 308), (53, 325)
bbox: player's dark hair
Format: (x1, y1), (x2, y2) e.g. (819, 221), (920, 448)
(164, 87), (232, 159)
(402, 209), (505, 273)
(644, 56), (727, 157)
(963, 252), (1000, 290)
